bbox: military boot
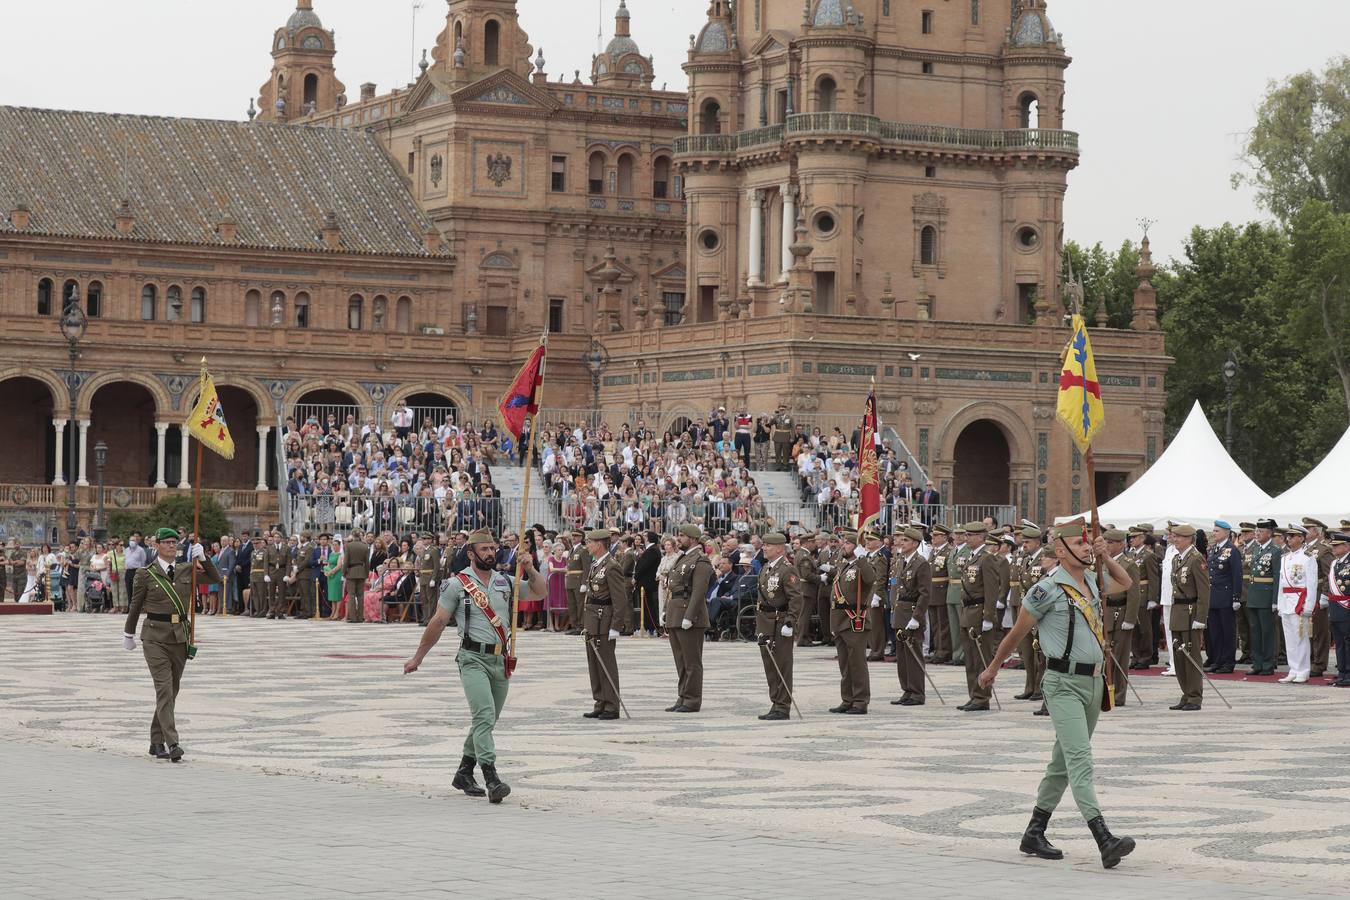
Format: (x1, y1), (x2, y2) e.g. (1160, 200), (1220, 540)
(1018, 807), (1064, 860)
(451, 755), (486, 798)
(480, 762), (511, 804)
(1086, 815), (1136, 869)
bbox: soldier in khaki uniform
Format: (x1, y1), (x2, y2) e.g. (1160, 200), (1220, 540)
(122, 527), (220, 761)
(864, 532), (889, 660)
(5, 538), (26, 602)
(754, 533), (804, 719)
(770, 408), (793, 469)
(927, 525), (954, 663)
(1303, 518), (1334, 678)
(663, 524), (713, 713)
(581, 529), (631, 720)
(889, 527), (931, 706)
(564, 530), (590, 636)
(291, 531), (316, 618)
(792, 532), (820, 646)
(416, 532), (441, 626)
(1128, 525), (1162, 668)
(946, 527), (969, 666)
(1101, 529), (1142, 705)
(1168, 523), (1210, 710)
(264, 531), (289, 619)
(828, 529), (879, 714)
(815, 533), (839, 645)
(1012, 525), (1047, 700)
(958, 523), (1002, 711)
(343, 529), (371, 623)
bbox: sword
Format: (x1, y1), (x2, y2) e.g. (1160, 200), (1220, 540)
(1174, 635), (1233, 710)
(1102, 640), (1145, 706)
(589, 636), (632, 719)
(762, 637), (805, 719)
(901, 632), (946, 705)
(969, 627), (1003, 710)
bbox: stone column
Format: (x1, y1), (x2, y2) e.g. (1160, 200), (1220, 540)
(76, 420), (90, 487)
(154, 423), (169, 489)
(178, 427), (191, 489)
(780, 184), (795, 285)
(747, 189), (764, 286)
(256, 425), (271, 491)
(52, 419), (67, 486)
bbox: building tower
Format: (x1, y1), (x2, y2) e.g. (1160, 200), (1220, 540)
(258, 1), (346, 122)
(433, 0), (533, 81)
(592, 1), (655, 89)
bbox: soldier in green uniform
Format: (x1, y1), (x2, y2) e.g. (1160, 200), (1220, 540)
(1235, 522), (1256, 664)
(770, 408), (793, 469)
(1127, 525), (1161, 668)
(1168, 523), (1210, 710)
(1303, 518), (1334, 678)
(343, 529), (371, 624)
(946, 526), (968, 666)
(404, 528), (547, 803)
(564, 529), (590, 636)
(958, 523), (1002, 711)
(4, 538), (24, 602)
(1101, 529), (1141, 705)
(416, 532), (441, 626)
(1245, 519), (1281, 676)
(581, 529), (630, 720)
(927, 525), (954, 663)
(1012, 525), (1047, 700)
(792, 532), (820, 646)
(980, 520), (1136, 869)
(290, 531), (315, 618)
(663, 524), (713, 713)
(889, 527), (931, 706)
(755, 532), (804, 720)
(864, 531), (888, 661)
(829, 529), (878, 714)
(122, 527), (220, 761)
(815, 533), (838, 645)
(264, 531), (289, 619)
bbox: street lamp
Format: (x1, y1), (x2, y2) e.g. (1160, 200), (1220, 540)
(582, 338), (610, 424)
(59, 300), (88, 543)
(93, 440), (108, 541)
(1222, 351), (1238, 453)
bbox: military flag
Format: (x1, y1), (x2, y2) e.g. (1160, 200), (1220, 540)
(497, 337), (547, 443)
(187, 359), (235, 459)
(858, 382), (881, 535)
(1056, 314), (1104, 454)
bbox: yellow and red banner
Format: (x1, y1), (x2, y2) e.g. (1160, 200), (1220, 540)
(187, 360), (235, 460)
(858, 386), (880, 535)
(1057, 314), (1104, 454)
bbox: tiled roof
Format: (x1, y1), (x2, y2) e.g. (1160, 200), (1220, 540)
(0, 106), (445, 258)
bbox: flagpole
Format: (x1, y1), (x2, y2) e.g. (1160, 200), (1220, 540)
(509, 332), (548, 657)
(190, 439), (202, 645)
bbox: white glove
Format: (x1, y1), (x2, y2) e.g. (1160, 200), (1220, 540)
(264, 575), (271, 583)
(870, 597), (881, 608)
(819, 564), (832, 573)
(681, 618), (692, 630)
(190, 543), (206, 561)
(1191, 620), (1206, 630)
(1147, 601), (1158, 610)
(905, 618), (920, 631)
(1233, 602), (1241, 611)
(579, 584), (588, 593)
(608, 629), (620, 641)
(981, 620), (993, 633)
(1320, 596), (1329, 609)
(1122, 622), (1135, 631)
(853, 546), (866, 559)
(781, 625), (793, 638)
(996, 601), (1006, 610)
(122, 633), (136, 651)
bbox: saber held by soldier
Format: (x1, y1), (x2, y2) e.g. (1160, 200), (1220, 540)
(589, 636), (632, 719)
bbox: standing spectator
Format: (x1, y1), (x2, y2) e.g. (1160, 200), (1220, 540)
(38, 543), (61, 607)
(634, 531), (661, 635)
(545, 540), (569, 631)
(391, 401), (414, 439)
(106, 537), (127, 613)
(217, 535), (237, 615)
(123, 531), (146, 602)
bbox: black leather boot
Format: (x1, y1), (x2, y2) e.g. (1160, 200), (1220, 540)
(451, 755), (486, 798)
(480, 763), (511, 804)
(1019, 807), (1064, 860)
(1087, 815), (1136, 869)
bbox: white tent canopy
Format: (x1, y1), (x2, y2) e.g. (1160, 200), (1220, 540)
(1242, 426), (1350, 526)
(1056, 402), (1271, 530)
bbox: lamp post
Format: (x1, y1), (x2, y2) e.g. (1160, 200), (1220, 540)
(1222, 352), (1238, 453)
(582, 339), (610, 425)
(93, 441), (109, 541)
(59, 300), (88, 544)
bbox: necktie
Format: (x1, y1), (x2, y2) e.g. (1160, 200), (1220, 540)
(166, 565), (175, 581)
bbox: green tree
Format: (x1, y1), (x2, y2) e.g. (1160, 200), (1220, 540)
(1062, 239), (1169, 329)
(1236, 56), (1350, 223)
(1282, 200), (1350, 417)
(106, 495), (232, 544)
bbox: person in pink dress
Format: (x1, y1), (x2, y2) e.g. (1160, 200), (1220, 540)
(545, 540), (569, 631)
(361, 563), (400, 623)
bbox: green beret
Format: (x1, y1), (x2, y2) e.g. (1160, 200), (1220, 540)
(678, 524), (703, 540)
(902, 527), (924, 542)
(1053, 520), (1087, 540)
(762, 532), (787, 546)
(964, 522), (987, 534)
(1169, 523), (1196, 538)
(154, 527), (179, 542)
(585, 529), (612, 542)
(1103, 528), (1128, 542)
(467, 529), (496, 545)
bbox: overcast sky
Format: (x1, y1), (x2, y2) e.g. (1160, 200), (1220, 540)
(4, 0), (1348, 263)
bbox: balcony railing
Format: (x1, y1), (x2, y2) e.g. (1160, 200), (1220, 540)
(672, 133), (739, 155)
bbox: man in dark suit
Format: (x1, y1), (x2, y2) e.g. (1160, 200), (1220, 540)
(235, 532), (254, 615)
(1206, 521), (1243, 673)
(917, 484), (941, 527)
(707, 557), (742, 636)
(633, 531), (661, 635)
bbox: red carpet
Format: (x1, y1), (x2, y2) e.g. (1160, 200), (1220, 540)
(1129, 664), (1344, 686)
(0, 603), (53, 616)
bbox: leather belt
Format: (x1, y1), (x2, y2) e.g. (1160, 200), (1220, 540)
(1137, 580), (1149, 586)
(585, 598), (612, 607)
(1172, 598), (1196, 605)
(1046, 658), (1103, 677)
(962, 598), (983, 608)
(145, 612), (181, 624)
(461, 638), (503, 656)
(757, 602), (788, 613)
(1106, 599), (1127, 607)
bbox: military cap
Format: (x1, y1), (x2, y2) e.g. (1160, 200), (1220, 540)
(1255, 518), (1277, 530)
(466, 529), (496, 545)
(763, 532), (788, 546)
(585, 529), (612, 542)
(951, 525), (967, 536)
(1238, 522), (1256, 532)
(677, 524), (703, 540)
(1000, 534), (1016, 546)
(1340, 519), (1350, 529)
(1329, 531), (1350, 545)
(1103, 528), (1128, 542)
(1169, 523), (1197, 537)
(420, 531), (436, 540)
(1020, 518), (1040, 530)
(931, 524), (952, 536)
(1285, 523), (1308, 536)
(153, 527), (179, 542)
(861, 527), (883, 541)
(609, 527), (621, 536)
(571, 528), (585, 537)
(1303, 517), (1328, 530)
(1019, 525), (1042, 540)
(1134, 523), (1155, 534)
(901, 527), (925, 542)
(964, 522), (987, 534)
(1214, 520), (1234, 532)
(1127, 526), (1143, 536)
(984, 533), (1001, 546)
(1054, 519), (1088, 540)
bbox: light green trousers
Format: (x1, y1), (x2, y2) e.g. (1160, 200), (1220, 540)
(946, 603), (964, 664)
(1035, 670), (1103, 821)
(457, 649), (509, 766)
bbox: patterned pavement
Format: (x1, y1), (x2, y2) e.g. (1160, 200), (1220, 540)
(2, 615), (1346, 897)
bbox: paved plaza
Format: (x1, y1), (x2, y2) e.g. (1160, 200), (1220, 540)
(2, 616), (1345, 898)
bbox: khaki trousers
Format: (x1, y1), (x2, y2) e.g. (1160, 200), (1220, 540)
(759, 633), (794, 713)
(930, 595), (951, 659)
(345, 577), (366, 622)
(866, 604), (886, 656)
(1311, 606), (1330, 673)
(895, 622), (925, 701)
(584, 604), (620, 713)
(1172, 629), (1204, 706)
(1018, 619), (1044, 695)
(143, 639), (188, 745)
(566, 586), (583, 629)
(668, 627), (704, 710)
(961, 626), (994, 703)
(267, 579), (286, 616)
(831, 610), (870, 709)
(1105, 606), (1131, 703)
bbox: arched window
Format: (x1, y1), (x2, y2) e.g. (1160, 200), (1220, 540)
(454, 20), (463, 47)
(373, 295), (388, 330)
(817, 76), (837, 112)
(395, 296), (412, 333)
(484, 20), (500, 66)
(303, 73), (319, 109)
(86, 281), (103, 318)
(62, 280), (79, 311)
(1019, 92), (1040, 129)
(617, 153), (635, 195)
(348, 295), (364, 330)
(699, 99), (721, 135)
(588, 151), (606, 194)
(189, 287), (206, 323)
(294, 291), (310, 328)
(166, 285), (184, 321)
(653, 156), (671, 198)
(37, 278), (53, 316)
(920, 226), (938, 265)
(245, 289), (260, 326)
(141, 284), (157, 320)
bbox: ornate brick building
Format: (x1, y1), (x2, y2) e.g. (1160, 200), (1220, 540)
(0, 0), (1168, 539)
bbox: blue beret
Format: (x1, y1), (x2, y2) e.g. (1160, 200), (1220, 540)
(1214, 520), (1233, 531)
